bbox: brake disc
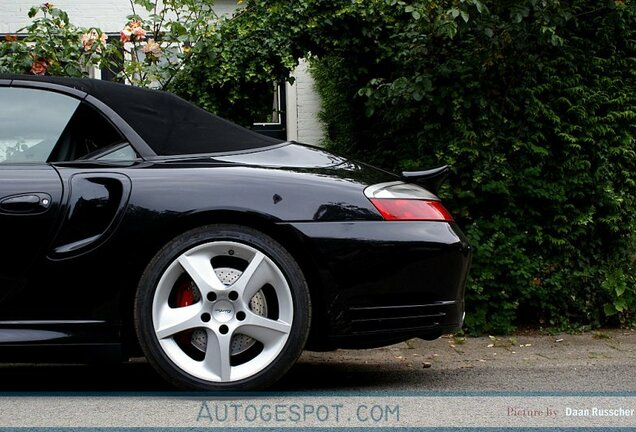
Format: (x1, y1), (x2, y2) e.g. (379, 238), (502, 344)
(190, 267), (268, 356)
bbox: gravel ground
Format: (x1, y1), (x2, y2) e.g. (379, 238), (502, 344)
(277, 328), (636, 392)
(0, 329), (634, 392)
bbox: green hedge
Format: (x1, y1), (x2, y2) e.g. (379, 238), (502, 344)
(146, 0), (636, 334)
(311, 1), (636, 333)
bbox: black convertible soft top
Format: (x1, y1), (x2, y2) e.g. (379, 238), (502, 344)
(0, 74), (283, 156)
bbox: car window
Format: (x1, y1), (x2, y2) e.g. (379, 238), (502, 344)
(48, 101), (131, 162)
(95, 144), (138, 161)
(78, 142), (139, 161)
(0, 87), (80, 163)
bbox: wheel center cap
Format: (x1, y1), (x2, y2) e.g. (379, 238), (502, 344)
(212, 300), (234, 323)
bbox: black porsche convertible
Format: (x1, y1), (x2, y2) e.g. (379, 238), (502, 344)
(0, 74), (471, 390)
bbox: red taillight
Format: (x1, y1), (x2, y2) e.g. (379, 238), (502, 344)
(370, 198), (454, 221)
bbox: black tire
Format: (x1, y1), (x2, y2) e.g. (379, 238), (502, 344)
(134, 225), (311, 391)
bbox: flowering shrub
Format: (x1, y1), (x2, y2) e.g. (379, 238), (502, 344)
(0, 3), (109, 77)
(106, 1), (220, 88)
(0, 1), (219, 89)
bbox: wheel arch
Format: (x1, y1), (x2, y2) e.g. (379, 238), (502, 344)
(121, 209), (329, 357)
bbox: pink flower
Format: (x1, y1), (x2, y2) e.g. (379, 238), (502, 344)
(30, 59), (49, 75)
(120, 27), (132, 43)
(132, 27), (146, 41)
(81, 29), (107, 52)
(142, 39), (162, 60)
(80, 29), (98, 51)
(120, 20), (146, 43)
(42, 2), (54, 10)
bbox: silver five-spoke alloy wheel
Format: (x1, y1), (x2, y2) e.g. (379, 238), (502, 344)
(135, 225), (310, 390)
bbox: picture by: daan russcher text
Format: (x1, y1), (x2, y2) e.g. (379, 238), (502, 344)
(565, 407), (635, 417)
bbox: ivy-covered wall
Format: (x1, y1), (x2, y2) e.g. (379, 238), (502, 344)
(311, 1), (636, 333)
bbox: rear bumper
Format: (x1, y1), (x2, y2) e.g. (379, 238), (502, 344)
(282, 221), (471, 349)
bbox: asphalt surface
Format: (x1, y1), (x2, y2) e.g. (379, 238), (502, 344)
(0, 329), (634, 392)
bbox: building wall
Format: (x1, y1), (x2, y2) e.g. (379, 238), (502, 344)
(286, 59), (324, 146)
(0, 0), (239, 33)
(1, 0), (325, 145)
(2, 0), (134, 33)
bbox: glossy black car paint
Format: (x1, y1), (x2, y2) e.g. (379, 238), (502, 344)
(0, 76), (471, 362)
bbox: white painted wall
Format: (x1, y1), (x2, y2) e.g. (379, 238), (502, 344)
(0, 0), (239, 32)
(1, 0), (325, 145)
(286, 59), (324, 146)
(2, 0), (133, 33)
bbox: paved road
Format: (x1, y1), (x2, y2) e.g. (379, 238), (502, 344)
(0, 330), (634, 392)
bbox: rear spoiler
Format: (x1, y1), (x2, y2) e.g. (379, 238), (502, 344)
(401, 165), (450, 194)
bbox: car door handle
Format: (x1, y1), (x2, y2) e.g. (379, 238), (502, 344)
(0, 193), (52, 214)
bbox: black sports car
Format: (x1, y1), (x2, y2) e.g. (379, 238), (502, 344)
(0, 74), (471, 390)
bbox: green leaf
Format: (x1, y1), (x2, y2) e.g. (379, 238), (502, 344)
(616, 284), (626, 297)
(614, 298), (627, 312)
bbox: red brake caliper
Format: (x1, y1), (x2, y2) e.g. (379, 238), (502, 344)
(175, 280), (195, 307)
(175, 280), (195, 346)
